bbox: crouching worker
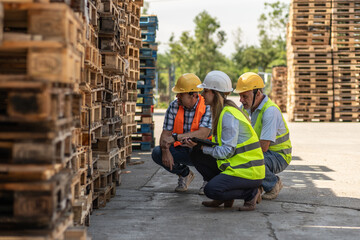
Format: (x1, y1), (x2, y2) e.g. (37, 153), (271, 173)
(152, 73), (212, 193)
(234, 72), (292, 200)
(183, 71), (265, 211)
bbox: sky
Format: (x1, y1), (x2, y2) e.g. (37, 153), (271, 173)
(145, 0), (290, 57)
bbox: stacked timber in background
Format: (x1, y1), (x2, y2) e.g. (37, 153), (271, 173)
(332, 0), (360, 122)
(132, 15), (158, 151)
(121, 0), (142, 160)
(0, 0), (143, 238)
(0, 1), (89, 239)
(287, 0), (334, 122)
(287, 0), (360, 122)
(270, 66), (288, 113)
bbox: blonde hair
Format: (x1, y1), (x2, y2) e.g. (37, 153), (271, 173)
(210, 91), (250, 136)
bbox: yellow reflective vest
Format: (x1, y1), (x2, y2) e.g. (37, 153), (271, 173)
(214, 106), (265, 180)
(253, 98), (292, 164)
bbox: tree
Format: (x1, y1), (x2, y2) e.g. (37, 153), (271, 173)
(168, 11), (227, 81)
(258, 1), (289, 69)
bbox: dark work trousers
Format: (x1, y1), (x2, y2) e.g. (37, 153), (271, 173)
(152, 145), (193, 177)
(191, 147), (262, 202)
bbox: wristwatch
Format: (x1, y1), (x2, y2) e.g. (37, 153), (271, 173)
(172, 133), (178, 141)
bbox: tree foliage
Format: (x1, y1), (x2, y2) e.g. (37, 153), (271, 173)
(157, 1), (289, 93)
(169, 11), (226, 81)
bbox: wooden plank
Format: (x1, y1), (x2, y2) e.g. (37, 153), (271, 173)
(0, 170), (72, 229)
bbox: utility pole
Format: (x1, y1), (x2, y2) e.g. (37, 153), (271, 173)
(168, 64), (175, 101)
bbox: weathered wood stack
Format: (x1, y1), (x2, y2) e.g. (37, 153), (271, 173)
(287, 0), (360, 122)
(0, 0), (143, 238)
(332, 0), (360, 122)
(270, 66), (288, 113)
(132, 15), (158, 151)
(287, 0), (334, 122)
(0, 1), (89, 239)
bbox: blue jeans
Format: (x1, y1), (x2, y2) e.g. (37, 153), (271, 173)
(191, 148), (262, 201)
(152, 145), (193, 177)
(262, 150), (289, 192)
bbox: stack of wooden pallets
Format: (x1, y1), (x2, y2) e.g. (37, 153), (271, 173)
(287, 0), (334, 122)
(0, 0), (143, 238)
(119, 0), (142, 160)
(270, 66), (288, 113)
(132, 15), (158, 152)
(332, 0), (360, 122)
(0, 1), (89, 239)
(287, 0), (360, 122)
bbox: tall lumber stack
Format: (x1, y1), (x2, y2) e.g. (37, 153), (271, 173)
(120, 0), (142, 160)
(332, 0), (360, 122)
(0, 0), (88, 239)
(287, 0), (360, 122)
(287, 0), (334, 122)
(132, 15), (158, 151)
(0, 0), (143, 238)
(270, 66), (288, 113)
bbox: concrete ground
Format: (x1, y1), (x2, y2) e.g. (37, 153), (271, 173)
(88, 100), (360, 240)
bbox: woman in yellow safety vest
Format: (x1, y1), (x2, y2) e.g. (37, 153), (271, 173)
(183, 70), (265, 211)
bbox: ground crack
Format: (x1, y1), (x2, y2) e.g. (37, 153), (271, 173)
(263, 213), (279, 240)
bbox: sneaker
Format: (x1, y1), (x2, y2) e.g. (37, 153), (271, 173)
(262, 177), (283, 200)
(198, 181), (208, 195)
(175, 170), (195, 192)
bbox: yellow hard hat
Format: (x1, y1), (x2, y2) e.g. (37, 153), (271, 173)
(172, 73), (203, 93)
(234, 72), (265, 93)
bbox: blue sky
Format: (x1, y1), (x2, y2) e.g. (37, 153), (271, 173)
(146, 0), (290, 56)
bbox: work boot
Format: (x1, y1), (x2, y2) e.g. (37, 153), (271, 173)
(202, 199), (234, 208)
(175, 170), (195, 192)
(262, 177), (283, 200)
(198, 181), (207, 195)
(239, 188), (261, 211)
(257, 187), (263, 204)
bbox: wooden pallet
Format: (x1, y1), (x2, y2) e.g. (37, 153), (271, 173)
(292, 19), (331, 26)
(289, 113), (332, 122)
(334, 112), (360, 122)
(0, 213), (73, 240)
(333, 65), (360, 71)
(101, 52), (125, 74)
(292, 1), (331, 9)
(291, 88), (333, 95)
(334, 94), (359, 101)
(292, 58), (332, 65)
(0, 79), (78, 122)
(333, 46), (360, 53)
(85, 42), (102, 71)
(0, 170), (72, 229)
(288, 45), (332, 52)
(0, 45), (82, 83)
(334, 101), (360, 107)
(2, 3), (84, 48)
(334, 82), (360, 90)
(292, 65), (333, 72)
(294, 70), (333, 78)
(64, 226), (89, 240)
(290, 95), (334, 102)
(73, 192), (92, 227)
(127, 24), (141, 39)
(291, 51), (332, 59)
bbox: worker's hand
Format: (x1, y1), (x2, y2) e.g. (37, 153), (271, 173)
(161, 135), (174, 147)
(181, 138), (197, 148)
(162, 149), (174, 171)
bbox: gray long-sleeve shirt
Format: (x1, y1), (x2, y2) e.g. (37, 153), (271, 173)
(203, 112), (252, 160)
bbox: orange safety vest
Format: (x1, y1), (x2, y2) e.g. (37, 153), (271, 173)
(173, 95), (208, 147)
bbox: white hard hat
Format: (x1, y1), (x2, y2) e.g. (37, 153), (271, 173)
(197, 70), (233, 92)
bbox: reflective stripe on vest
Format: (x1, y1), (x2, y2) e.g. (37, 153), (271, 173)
(253, 98), (292, 164)
(173, 95), (207, 147)
(215, 106), (265, 180)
